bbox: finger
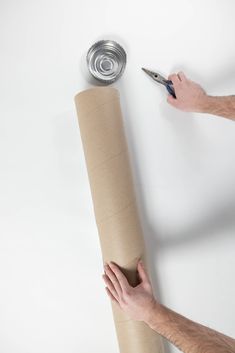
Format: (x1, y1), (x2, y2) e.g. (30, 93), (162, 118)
(168, 73), (180, 84)
(177, 71), (187, 81)
(102, 274), (119, 301)
(167, 94), (178, 106)
(168, 73), (180, 87)
(109, 262), (130, 293)
(168, 73), (175, 80)
(137, 260), (150, 284)
(105, 287), (119, 304)
(104, 264), (122, 297)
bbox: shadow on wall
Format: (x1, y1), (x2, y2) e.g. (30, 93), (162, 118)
(118, 78), (235, 294)
(119, 80), (235, 245)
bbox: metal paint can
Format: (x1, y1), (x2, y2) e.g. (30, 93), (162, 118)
(86, 40), (127, 84)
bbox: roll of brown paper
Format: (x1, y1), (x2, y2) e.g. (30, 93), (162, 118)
(74, 87), (164, 353)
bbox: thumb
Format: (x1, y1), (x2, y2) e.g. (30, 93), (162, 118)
(137, 260), (150, 284)
(167, 94), (178, 107)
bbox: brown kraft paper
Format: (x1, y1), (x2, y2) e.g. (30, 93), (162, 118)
(74, 87), (164, 353)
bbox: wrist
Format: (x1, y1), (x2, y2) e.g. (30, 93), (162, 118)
(144, 302), (167, 330)
(196, 94), (213, 113)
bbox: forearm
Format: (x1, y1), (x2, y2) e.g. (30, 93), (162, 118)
(146, 303), (235, 353)
(200, 95), (235, 120)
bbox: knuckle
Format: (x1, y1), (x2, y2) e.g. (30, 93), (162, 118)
(116, 274), (121, 281)
(124, 288), (131, 297)
(119, 296), (126, 306)
(145, 282), (152, 291)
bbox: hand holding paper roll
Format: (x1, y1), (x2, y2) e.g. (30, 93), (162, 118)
(102, 259), (156, 323)
(102, 261), (235, 353)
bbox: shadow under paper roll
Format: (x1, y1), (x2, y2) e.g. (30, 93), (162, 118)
(74, 87), (164, 353)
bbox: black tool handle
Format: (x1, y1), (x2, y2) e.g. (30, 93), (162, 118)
(166, 80), (176, 98)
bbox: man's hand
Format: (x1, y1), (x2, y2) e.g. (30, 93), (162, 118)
(102, 259), (235, 353)
(102, 260), (157, 322)
(167, 71), (207, 112)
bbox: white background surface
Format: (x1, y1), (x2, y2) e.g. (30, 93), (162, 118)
(0, 1), (235, 352)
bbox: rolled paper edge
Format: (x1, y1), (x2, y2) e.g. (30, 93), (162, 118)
(74, 86), (120, 117)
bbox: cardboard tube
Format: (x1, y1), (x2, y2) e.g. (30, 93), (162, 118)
(74, 87), (164, 353)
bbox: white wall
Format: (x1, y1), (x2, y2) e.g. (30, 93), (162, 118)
(0, 1), (235, 352)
